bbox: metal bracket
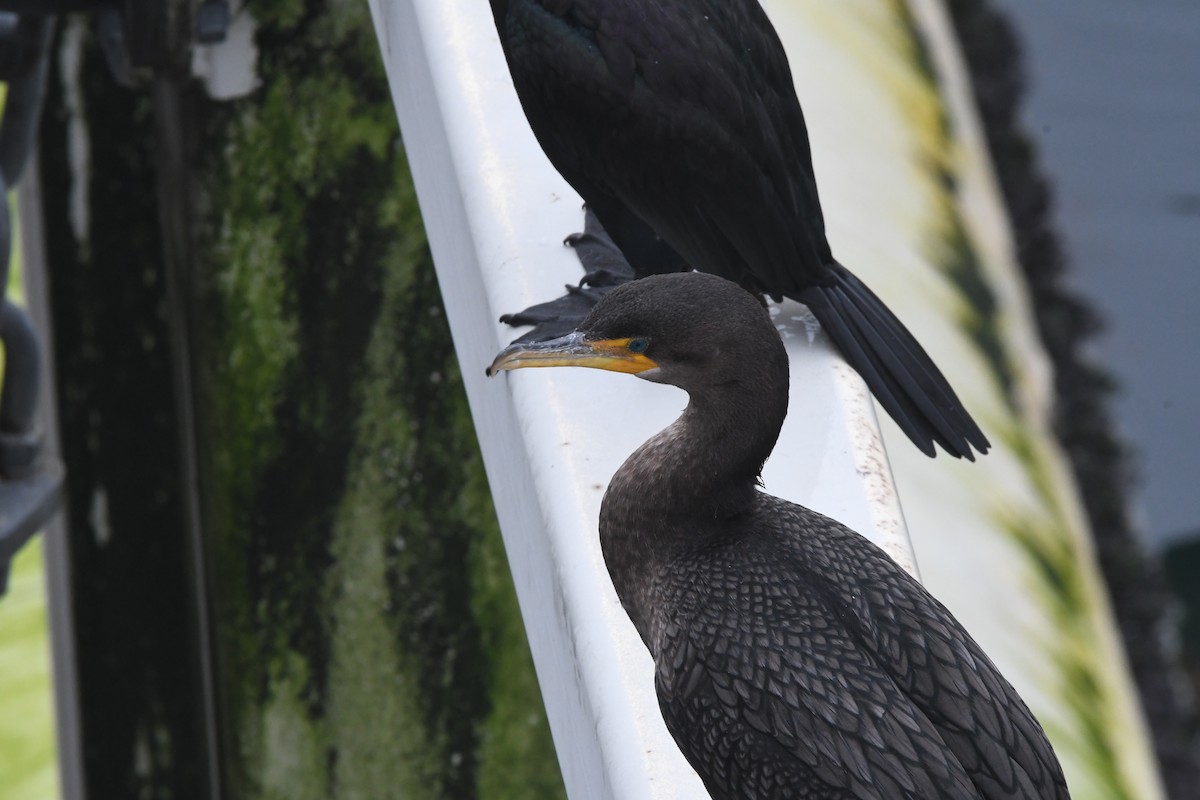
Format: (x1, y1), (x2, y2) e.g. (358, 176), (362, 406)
(0, 11), (62, 596)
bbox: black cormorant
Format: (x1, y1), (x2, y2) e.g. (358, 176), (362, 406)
(489, 0), (990, 460)
(488, 272), (1068, 799)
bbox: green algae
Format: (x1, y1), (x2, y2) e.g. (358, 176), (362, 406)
(885, 1), (1142, 796)
(192, 1), (565, 796)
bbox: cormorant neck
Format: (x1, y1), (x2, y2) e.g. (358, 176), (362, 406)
(665, 386), (787, 514)
(599, 374), (788, 640)
(606, 362), (790, 522)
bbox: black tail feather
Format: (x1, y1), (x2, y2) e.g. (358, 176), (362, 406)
(821, 289), (942, 457)
(802, 264), (990, 460)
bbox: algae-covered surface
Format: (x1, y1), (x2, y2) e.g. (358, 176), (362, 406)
(0, 539), (59, 800)
(192, 1), (564, 796)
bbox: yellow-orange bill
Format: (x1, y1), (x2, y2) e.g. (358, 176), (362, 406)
(487, 332), (657, 376)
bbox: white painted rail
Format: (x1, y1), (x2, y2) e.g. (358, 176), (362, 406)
(366, 2), (912, 796)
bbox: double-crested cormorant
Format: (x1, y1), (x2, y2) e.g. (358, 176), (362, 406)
(488, 272), (1068, 799)
(490, 0), (989, 460)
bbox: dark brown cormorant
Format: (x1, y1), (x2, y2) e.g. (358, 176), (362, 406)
(488, 272), (1068, 799)
(489, 0), (990, 460)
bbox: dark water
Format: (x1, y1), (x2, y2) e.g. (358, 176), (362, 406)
(989, 0), (1200, 547)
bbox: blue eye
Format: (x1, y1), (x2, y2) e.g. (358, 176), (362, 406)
(628, 338), (650, 354)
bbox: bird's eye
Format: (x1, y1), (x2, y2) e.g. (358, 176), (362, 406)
(628, 338), (650, 354)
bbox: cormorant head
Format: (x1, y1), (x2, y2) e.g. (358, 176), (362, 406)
(488, 272), (787, 396)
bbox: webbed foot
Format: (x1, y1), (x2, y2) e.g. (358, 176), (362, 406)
(499, 206), (636, 343)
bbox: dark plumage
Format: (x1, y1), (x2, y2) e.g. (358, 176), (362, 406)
(489, 272), (1068, 799)
(489, 0), (989, 460)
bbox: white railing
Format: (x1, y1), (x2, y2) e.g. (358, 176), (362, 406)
(366, 2), (913, 797)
